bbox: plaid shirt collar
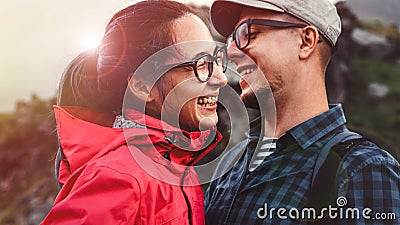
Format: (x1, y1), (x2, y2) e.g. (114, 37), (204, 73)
(281, 104), (347, 150)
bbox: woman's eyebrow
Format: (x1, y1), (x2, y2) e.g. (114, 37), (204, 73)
(189, 46), (217, 60)
(191, 51), (209, 59)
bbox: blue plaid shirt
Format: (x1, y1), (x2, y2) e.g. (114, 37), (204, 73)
(205, 105), (400, 225)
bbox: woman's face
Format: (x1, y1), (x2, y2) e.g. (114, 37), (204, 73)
(154, 14), (228, 132)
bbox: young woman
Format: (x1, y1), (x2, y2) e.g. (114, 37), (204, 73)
(41, 1), (227, 224)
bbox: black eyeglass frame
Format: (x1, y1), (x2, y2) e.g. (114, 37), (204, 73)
(228, 18), (322, 50)
(159, 46), (228, 83)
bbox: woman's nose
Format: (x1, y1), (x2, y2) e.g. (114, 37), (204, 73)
(208, 65), (228, 88)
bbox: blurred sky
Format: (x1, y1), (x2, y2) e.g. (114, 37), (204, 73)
(0, 0), (212, 113)
(0, 0), (399, 113)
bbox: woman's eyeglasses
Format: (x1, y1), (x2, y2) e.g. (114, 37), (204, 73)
(160, 46), (228, 83)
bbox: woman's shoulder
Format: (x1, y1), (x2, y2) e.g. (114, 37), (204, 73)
(75, 145), (147, 186)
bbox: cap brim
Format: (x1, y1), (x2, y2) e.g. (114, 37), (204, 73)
(211, 0), (284, 38)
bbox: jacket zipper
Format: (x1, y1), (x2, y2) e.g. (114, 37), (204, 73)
(180, 166), (193, 225)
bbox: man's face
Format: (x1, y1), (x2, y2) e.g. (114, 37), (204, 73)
(228, 8), (301, 107)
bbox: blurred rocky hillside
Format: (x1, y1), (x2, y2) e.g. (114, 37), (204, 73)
(0, 94), (58, 225)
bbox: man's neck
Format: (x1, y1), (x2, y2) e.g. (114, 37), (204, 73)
(264, 88), (329, 139)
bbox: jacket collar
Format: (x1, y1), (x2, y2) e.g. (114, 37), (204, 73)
(123, 109), (221, 166)
(55, 106), (221, 174)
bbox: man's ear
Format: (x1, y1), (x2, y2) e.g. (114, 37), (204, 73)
(299, 26), (319, 60)
(127, 77), (155, 103)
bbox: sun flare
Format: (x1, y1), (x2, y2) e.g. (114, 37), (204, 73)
(81, 36), (101, 50)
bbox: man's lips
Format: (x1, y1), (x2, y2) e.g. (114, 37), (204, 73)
(237, 65), (259, 88)
(237, 65), (258, 77)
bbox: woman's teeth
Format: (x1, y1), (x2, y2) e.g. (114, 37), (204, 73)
(197, 96), (218, 107)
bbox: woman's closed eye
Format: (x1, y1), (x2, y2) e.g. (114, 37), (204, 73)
(196, 62), (206, 70)
(196, 57), (208, 70)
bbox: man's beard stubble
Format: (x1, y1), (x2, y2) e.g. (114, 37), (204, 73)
(240, 87), (273, 110)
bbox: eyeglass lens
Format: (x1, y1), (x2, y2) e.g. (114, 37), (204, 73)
(235, 22), (249, 49)
(196, 56), (210, 82)
(195, 49), (227, 82)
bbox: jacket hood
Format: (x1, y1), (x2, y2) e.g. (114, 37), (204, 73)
(54, 106), (221, 177)
(54, 106), (125, 173)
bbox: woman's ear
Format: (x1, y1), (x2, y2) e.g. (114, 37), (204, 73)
(128, 77), (156, 103)
(299, 26), (319, 60)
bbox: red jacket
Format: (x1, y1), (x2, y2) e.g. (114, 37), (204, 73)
(41, 106), (221, 225)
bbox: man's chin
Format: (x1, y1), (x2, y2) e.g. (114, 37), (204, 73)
(240, 91), (260, 109)
(240, 88), (273, 110)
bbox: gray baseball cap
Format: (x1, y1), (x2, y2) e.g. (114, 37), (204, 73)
(211, 0), (342, 46)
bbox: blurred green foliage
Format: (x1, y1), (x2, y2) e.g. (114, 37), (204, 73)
(352, 58), (400, 91)
(358, 19), (400, 40)
(0, 94), (58, 224)
(345, 58), (400, 160)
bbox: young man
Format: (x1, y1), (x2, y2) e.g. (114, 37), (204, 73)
(205, 0), (400, 224)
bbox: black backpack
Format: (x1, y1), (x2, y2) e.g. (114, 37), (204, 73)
(308, 131), (369, 223)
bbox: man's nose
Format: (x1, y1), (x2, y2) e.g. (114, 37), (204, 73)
(227, 40), (246, 64)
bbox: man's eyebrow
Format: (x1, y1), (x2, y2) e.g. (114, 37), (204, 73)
(250, 25), (264, 31)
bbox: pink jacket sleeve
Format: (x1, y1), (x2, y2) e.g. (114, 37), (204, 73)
(40, 166), (141, 225)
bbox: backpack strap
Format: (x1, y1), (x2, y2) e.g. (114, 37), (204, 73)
(311, 131), (360, 185)
(306, 131), (370, 224)
(309, 130), (364, 211)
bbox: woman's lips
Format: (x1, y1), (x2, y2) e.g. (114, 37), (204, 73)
(197, 96), (218, 110)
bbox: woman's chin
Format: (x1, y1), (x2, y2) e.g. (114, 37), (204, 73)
(179, 115), (216, 132)
(178, 103), (218, 132)
(197, 113), (218, 131)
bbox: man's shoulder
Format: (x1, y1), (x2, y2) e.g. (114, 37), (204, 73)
(340, 138), (400, 175)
